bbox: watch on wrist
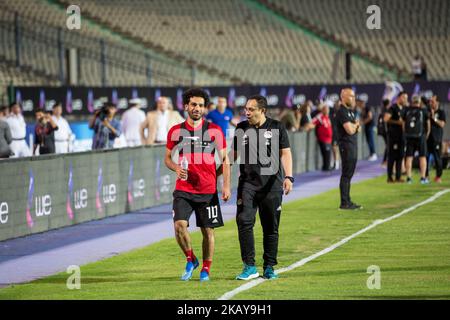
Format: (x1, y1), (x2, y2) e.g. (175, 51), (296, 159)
(285, 176), (294, 183)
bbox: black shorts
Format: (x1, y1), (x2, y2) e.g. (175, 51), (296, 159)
(406, 137), (427, 157)
(172, 191), (224, 228)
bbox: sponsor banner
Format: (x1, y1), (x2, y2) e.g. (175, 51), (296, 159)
(13, 82), (450, 115)
(0, 132), (383, 242)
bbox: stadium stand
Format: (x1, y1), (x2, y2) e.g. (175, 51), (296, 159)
(262, 0), (450, 81)
(0, 0), (229, 87)
(0, 55), (60, 104)
(59, 0), (394, 84)
(1, 0), (447, 87)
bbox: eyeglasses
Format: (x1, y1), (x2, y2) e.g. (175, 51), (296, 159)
(189, 102), (205, 108)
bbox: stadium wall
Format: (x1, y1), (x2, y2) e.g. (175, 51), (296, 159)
(0, 132), (382, 242)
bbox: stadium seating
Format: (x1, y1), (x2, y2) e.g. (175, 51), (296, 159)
(67, 0), (391, 84)
(264, 0), (450, 80)
(1, 0), (446, 88)
(0, 0), (225, 87)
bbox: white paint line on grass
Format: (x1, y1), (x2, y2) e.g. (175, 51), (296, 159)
(218, 188), (450, 300)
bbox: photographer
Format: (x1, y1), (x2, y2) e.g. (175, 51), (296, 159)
(90, 102), (121, 150)
(33, 110), (58, 155)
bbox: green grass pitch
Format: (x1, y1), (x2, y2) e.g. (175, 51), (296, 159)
(1, 173), (449, 300)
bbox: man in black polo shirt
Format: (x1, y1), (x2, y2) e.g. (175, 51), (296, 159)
(404, 95), (430, 184)
(426, 95), (446, 183)
(336, 88), (362, 210)
(384, 91), (408, 183)
(230, 95), (293, 280)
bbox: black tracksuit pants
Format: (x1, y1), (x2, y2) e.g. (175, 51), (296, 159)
(236, 185), (283, 268)
(426, 138), (443, 178)
(319, 141), (332, 171)
(387, 137), (405, 180)
(339, 142), (357, 206)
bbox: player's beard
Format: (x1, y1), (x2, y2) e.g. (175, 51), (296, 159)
(188, 110), (203, 121)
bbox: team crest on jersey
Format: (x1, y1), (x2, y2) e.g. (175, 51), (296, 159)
(237, 198), (243, 205)
(263, 130), (272, 139)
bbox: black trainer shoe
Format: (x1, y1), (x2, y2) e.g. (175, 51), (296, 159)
(339, 203), (362, 210)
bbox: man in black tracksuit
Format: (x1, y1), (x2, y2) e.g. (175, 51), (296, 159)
(336, 88), (362, 210)
(404, 95), (430, 184)
(231, 95), (293, 281)
(426, 95), (446, 183)
(384, 91), (408, 183)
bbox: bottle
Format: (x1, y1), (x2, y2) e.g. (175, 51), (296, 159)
(180, 156), (188, 181)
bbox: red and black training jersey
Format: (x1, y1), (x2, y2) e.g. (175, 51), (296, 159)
(312, 113), (333, 144)
(166, 119), (226, 194)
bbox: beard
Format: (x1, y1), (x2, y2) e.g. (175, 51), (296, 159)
(189, 110), (202, 121)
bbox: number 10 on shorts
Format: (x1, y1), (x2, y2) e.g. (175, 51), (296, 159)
(207, 205), (218, 219)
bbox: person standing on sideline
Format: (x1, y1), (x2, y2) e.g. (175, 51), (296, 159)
(90, 102), (121, 150)
(312, 103), (333, 171)
(404, 95), (430, 184)
(384, 91), (408, 183)
(426, 95), (446, 183)
(206, 96), (235, 138)
(336, 88), (362, 210)
(358, 99), (377, 161)
(141, 96), (184, 145)
(0, 106), (12, 159)
(377, 99), (390, 167)
(230, 95), (293, 280)
(121, 98), (146, 147)
(33, 110), (58, 155)
(6, 102), (31, 158)
(330, 101), (341, 170)
(51, 102), (73, 153)
(165, 88), (231, 282)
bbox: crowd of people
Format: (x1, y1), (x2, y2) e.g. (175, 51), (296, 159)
(0, 102), (74, 158)
(0, 93), (448, 185)
(277, 98), (379, 172)
(0, 88), (448, 282)
(380, 92), (446, 184)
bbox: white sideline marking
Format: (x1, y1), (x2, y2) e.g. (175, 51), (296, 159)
(218, 189), (450, 300)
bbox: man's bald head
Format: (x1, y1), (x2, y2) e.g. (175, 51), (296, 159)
(156, 96), (169, 112)
(340, 88), (356, 108)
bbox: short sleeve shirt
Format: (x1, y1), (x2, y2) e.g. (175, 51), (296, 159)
(206, 109), (234, 138)
(430, 109), (446, 142)
(387, 104), (404, 140)
(312, 114), (333, 144)
(233, 117), (290, 192)
(335, 105), (357, 146)
(167, 120), (226, 195)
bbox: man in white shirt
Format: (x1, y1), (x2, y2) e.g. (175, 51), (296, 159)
(51, 102), (73, 154)
(121, 98), (146, 147)
(140, 96), (184, 145)
(6, 102), (31, 158)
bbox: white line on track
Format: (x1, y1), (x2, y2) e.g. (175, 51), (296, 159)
(218, 188), (450, 300)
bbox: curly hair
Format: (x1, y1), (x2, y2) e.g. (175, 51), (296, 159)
(182, 88), (210, 107)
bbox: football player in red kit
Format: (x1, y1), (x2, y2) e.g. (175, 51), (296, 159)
(165, 88), (231, 281)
